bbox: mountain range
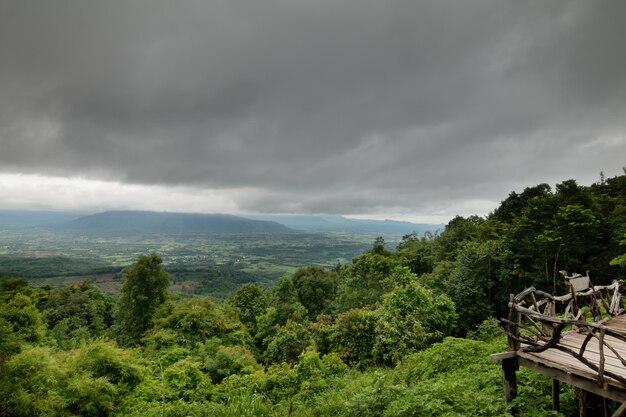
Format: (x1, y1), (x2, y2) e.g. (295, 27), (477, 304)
(0, 210), (441, 237)
(243, 214), (442, 236)
(50, 211), (292, 236)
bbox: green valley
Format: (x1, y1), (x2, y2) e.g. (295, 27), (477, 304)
(0, 210), (431, 299)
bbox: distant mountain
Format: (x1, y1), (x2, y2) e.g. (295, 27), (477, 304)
(0, 210), (86, 230)
(242, 214), (443, 236)
(1, 209), (441, 238)
(50, 211), (294, 236)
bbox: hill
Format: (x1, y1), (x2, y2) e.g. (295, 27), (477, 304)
(0, 210), (86, 230)
(50, 210), (294, 236)
(243, 214), (443, 236)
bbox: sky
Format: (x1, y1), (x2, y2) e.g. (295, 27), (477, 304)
(1, 0), (625, 224)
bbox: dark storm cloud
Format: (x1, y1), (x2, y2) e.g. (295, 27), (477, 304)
(1, 0), (625, 216)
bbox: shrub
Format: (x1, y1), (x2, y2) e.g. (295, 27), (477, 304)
(392, 337), (497, 385)
(330, 307), (376, 368)
(373, 281), (457, 364)
(204, 345), (262, 383)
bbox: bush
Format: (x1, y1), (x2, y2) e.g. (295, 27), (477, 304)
(373, 281), (457, 364)
(467, 317), (502, 342)
(392, 337), (500, 385)
(151, 297), (252, 349)
(330, 307), (376, 368)
(163, 358), (213, 402)
(0, 347), (65, 416)
(204, 345), (262, 383)
(264, 319), (312, 363)
(71, 340), (143, 388)
(0, 293), (46, 356)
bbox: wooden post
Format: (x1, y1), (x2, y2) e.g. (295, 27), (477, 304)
(577, 388), (588, 417)
(508, 294), (521, 351)
(552, 379), (560, 412)
(598, 328), (606, 387)
(502, 357), (518, 403)
(502, 293), (520, 408)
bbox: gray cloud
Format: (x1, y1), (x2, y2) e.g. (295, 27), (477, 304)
(1, 0), (625, 218)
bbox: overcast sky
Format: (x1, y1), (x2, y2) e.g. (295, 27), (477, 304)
(1, 0), (625, 223)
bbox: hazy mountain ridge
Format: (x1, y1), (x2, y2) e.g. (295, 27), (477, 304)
(0, 210), (443, 237)
(0, 210), (86, 230)
(48, 211), (294, 236)
(243, 214), (443, 236)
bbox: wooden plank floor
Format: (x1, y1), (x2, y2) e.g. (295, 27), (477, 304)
(519, 315), (626, 389)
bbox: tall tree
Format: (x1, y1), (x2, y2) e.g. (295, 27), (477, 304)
(444, 240), (502, 333)
(336, 238), (399, 310)
(432, 215), (484, 262)
(373, 280), (456, 364)
(396, 232), (435, 276)
(291, 266), (338, 320)
(116, 253), (170, 345)
(227, 283), (268, 335)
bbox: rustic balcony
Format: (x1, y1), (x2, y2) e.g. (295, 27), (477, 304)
(491, 271), (626, 416)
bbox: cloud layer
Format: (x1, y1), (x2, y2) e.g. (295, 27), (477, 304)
(1, 0), (625, 219)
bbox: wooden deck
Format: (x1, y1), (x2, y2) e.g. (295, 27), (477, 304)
(492, 274), (626, 415)
(517, 314), (626, 403)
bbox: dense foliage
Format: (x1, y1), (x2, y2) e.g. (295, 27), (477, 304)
(0, 256), (117, 279)
(1, 172), (625, 416)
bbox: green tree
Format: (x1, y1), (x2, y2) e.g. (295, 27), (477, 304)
(264, 319), (313, 363)
(330, 307), (377, 368)
(432, 216), (484, 263)
(203, 345), (262, 383)
(0, 292), (46, 357)
(291, 266), (338, 320)
(445, 240), (502, 333)
(0, 278), (29, 293)
(373, 280), (457, 364)
(43, 281), (113, 348)
(70, 340), (143, 387)
(162, 358), (213, 402)
(0, 347), (65, 416)
(116, 253), (170, 345)
(395, 232), (434, 276)
(610, 233), (626, 268)
(336, 238), (399, 310)
(537, 204), (601, 291)
(226, 283), (268, 335)
(493, 183), (552, 223)
(497, 179), (613, 293)
(149, 296), (251, 349)
(268, 277), (308, 326)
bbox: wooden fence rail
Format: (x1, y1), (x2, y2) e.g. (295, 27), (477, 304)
(492, 272), (626, 416)
(504, 278), (624, 387)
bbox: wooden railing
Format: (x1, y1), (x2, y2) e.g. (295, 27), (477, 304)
(504, 274), (625, 386)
